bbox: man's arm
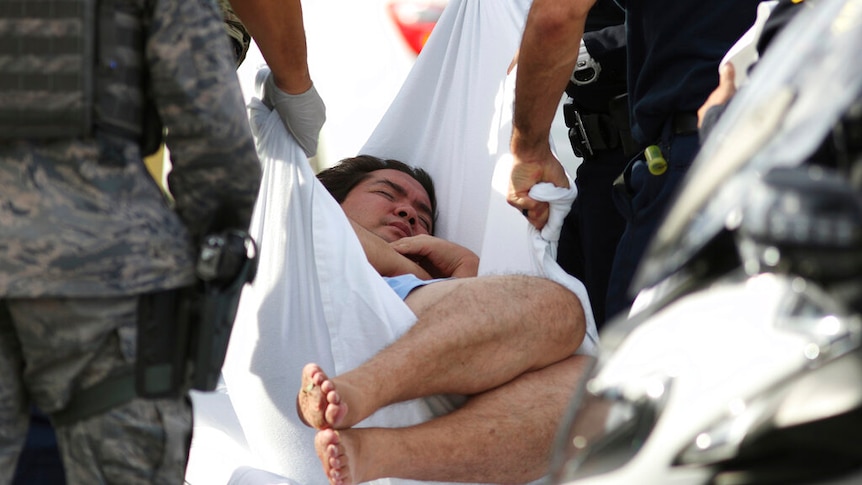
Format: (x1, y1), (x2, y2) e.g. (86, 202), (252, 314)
(391, 235), (479, 278)
(508, 0), (595, 229)
(350, 220), (434, 280)
(350, 221), (479, 279)
(227, 0), (311, 94)
(228, 0), (325, 157)
(697, 62), (736, 140)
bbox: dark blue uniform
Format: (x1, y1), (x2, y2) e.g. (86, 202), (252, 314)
(605, 0), (759, 319)
(557, 0), (630, 329)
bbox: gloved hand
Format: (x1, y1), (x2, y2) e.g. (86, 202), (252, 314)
(258, 67), (326, 158)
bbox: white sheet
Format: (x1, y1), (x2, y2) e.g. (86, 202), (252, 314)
(186, 1), (598, 484)
(361, 0), (596, 351)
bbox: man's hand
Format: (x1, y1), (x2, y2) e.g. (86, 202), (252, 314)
(698, 62), (736, 128)
(260, 68), (326, 158)
(508, 0), (589, 230)
(507, 146), (570, 230)
(350, 220), (432, 279)
(391, 235), (479, 278)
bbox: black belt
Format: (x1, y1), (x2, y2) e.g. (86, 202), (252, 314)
(51, 367), (137, 427)
(672, 112), (699, 136)
(563, 95), (638, 160)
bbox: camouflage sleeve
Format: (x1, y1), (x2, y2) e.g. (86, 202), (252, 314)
(146, 0), (261, 242)
(218, 0), (251, 68)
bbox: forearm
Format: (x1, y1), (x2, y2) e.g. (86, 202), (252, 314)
(389, 235), (479, 279)
(511, 0), (594, 158)
(350, 220), (432, 279)
(228, 0), (312, 93)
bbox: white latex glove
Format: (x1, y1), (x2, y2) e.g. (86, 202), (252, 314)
(257, 67), (326, 158)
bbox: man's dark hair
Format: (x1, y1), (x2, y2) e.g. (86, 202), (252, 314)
(317, 154), (438, 232)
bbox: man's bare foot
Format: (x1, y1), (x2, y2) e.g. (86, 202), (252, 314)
(315, 429), (364, 485)
(297, 363), (349, 429)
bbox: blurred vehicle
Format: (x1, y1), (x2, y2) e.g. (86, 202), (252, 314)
(547, 0), (862, 483)
(387, 0), (448, 56)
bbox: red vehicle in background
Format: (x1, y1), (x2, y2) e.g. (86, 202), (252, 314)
(387, 0), (448, 56)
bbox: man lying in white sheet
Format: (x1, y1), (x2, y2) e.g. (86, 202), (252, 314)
(187, 1), (601, 484)
(208, 117), (600, 485)
(294, 154), (592, 485)
(211, 126), (597, 485)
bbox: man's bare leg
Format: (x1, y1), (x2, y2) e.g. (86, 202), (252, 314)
(316, 355), (593, 485)
(297, 274), (586, 430)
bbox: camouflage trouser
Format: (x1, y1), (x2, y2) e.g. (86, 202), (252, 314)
(0, 296), (192, 485)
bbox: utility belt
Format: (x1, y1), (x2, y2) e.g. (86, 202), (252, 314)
(563, 93), (639, 161)
(609, 111), (702, 221)
(0, 0), (163, 155)
(52, 230), (258, 427)
(669, 112), (700, 137)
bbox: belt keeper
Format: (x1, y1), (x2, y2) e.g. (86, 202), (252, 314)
(672, 112), (700, 135)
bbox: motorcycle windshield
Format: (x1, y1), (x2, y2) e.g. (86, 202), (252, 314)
(633, 0), (862, 292)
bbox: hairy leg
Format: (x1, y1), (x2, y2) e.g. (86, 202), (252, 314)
(316, 355), (593, 485)
(298, 274), (586, 430)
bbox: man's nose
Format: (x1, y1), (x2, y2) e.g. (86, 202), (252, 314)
(396, 207), (417, 226)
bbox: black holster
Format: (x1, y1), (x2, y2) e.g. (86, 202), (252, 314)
(564, 93), (639, 161)
(136, 230), (258, 398)
(188, 230), (258, 391)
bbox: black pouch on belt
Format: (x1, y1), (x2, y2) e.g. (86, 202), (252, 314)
(136, 287), (194, 399)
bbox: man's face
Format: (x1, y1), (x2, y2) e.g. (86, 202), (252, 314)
(341, 169), (434, 242)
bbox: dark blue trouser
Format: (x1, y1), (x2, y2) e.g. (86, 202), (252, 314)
(606, 131), (700, 321)
(13, 407), (66, 485)
(557, 147), (628, 331)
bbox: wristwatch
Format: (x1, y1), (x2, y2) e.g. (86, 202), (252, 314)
(571, 39), (601, 86)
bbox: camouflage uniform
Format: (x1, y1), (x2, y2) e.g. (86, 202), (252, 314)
(219, 0), (252, 67)
(0, 0), (261, 483)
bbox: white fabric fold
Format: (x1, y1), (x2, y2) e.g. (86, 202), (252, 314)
(720, 0), (779, 88)
(529, 180), (578, 244)
(526, 179), (596, 356)
(216, 100), (444, 485)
